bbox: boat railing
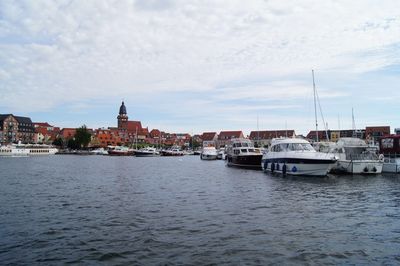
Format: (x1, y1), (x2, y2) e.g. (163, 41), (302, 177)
(347, 153), (379, 161)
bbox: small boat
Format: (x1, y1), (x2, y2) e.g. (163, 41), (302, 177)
(107, 146), (134, 156)
(379, 135), (400, 173)
(226, 138), (263, 169)
(0, 143), (58, 157)
(135, 147), (160, 157)
(328, 138), (383, 174)
(200, 146), (218, 160)
(262, 138), (337, 176)
(217, 147), (226, 160)
(161, 147), (184, 156)
(90, 148), (108, 155)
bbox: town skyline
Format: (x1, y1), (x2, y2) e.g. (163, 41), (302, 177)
(1, 1), (399, 135)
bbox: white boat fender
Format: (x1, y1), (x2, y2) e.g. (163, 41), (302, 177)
(379, 154), (384, 161)
(363, 167), (368, 173)
(372, 167), (377, 172)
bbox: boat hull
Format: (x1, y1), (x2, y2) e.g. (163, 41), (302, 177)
(332, 160), (383, 174)
(201, 153), (217, 160)
(382, 157), (400, 173)
(108, 151), (134, 156)
(227, 154), (262, 170)
(262, 158), (336, 176)
(135, 152), (160, 157)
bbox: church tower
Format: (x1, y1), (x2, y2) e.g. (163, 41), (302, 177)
(117, 101), (128, 130)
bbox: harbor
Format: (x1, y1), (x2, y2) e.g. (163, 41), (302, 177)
(1, 155), (399, 265)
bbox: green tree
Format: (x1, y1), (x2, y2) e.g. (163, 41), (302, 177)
(52, 137), (63, 147)
(74, 125), (92, 149)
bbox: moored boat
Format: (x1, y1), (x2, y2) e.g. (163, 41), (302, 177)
(0, 143), (58, 157)
(107, 146), (134, 156)
(200, 146), (218, 160)
(226, 138), (262, 169)
(327, 138), (383, 174)
(379, 135), (400, 173)
(135, 147), (160, 157)
(262, 138), (337, 176)
(161, 147), (184, 156)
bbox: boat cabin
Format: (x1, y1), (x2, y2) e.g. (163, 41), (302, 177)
(379, 135), (400, 155)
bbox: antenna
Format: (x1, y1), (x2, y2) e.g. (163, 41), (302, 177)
(312, 70), (318, 142)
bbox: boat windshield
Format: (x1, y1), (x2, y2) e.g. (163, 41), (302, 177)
(272, 143), (315, 152)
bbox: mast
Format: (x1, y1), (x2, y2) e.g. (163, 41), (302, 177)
(312, 70), (319, 142)
(257, 115), (259, 147)
(352, 108), (356, 137)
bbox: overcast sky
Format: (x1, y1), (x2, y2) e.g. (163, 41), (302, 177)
(1, 0), (399, 135)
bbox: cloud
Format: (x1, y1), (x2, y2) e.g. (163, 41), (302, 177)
(0, 0), (399, 133)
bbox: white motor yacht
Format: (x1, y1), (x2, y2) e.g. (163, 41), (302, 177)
(262, 138), (337, 176)
(90, 148), (108, 155)
(328, 138), (383, 174)
(200, 146), (218, 160)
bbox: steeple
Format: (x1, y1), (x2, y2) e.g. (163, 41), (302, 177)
(117, 101), (128, 130)
(119, 101), (127, 115)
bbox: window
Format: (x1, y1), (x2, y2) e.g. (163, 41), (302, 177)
(382, 138), (394, 149)
(241, 149), (247, 153)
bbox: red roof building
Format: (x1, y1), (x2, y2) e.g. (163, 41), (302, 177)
(218, 131), (244, 147)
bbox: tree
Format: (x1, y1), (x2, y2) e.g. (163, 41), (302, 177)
(74, 125), (92, 149)
(52, 137), (63, 147)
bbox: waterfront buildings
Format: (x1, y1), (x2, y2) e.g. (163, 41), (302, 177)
(0, 114), (35, 144)
(249, 130), (295, 147)
(218, 131), (244, 147)
(201, 132), (218, 147)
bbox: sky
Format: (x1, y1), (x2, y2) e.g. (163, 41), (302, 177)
(1, 0), (400, 136)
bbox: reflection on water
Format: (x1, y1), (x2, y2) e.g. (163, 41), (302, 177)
(0, 156), (399, 264)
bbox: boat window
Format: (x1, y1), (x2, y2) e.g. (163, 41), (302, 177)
(234, 149), (240, 155)
(241, 149), (247, 153)
(233, 143), (236, 148)
(236, 143), (242, 148)
(382, 138), (394, 149)
(280, 144), (289, 151)
(301, 144), (314, 151)
(248, 148), (254, 152)
(242, 143), (249, 147)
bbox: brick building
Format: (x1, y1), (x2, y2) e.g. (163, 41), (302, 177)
(217, 131), (244, 147)
(0, 114), (35, 144)
(249, 130), (295, 147)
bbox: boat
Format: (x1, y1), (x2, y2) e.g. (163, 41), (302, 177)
(107, 146), (134, 156)
(328, 138), (383, 174)
(217, 147), (226, 160)
(0, 143), (58, 157)
(200, 146), (218, 160)
(90, 148), (108, 155)
(378, 135), (400, 173)
(135, 147), (160, 157)
(161, 147), (184, 156)
(226, 138), (263, 169)
(262, 138), (337, 176)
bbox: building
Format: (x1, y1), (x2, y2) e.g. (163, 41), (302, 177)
(395, 128), (400, 135)
(365, 126), (390, 143)
(116, 101), (148, 145)
(33, 122), (60, 144)
(249, 130), (295, 147)
(200, 132), (218, 147)
(0, 114), (35, 144)
(217, 131), (244, 147)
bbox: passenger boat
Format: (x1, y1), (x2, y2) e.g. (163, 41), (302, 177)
(379, 135), (400, 173)
(0, 143), (58, 157)
(262, 138), (337, 176)
(328, 138), (383, 174)
(135, 147), (160, 157)
(107, 146), (134, 156)
(200, 146), (218, 160)
(226, 138), (263, 169)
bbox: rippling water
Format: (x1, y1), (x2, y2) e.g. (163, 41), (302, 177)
(1, 155), (400, 265)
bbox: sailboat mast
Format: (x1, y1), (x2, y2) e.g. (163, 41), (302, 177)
(312, 70), (319, 142)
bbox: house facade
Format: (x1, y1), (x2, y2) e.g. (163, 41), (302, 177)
(249, 130), (295, 147)
(0, 114), (35, 144)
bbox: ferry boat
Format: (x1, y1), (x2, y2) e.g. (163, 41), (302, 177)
(0, 143), (58, 157)
(107, 146), (134, 156)
(200, 146), (218, 160)
(135, 147), (160, 157)
(262, 138), (337, 176)
(379, 135), (400, 173)
(328, 138), (383, 174)
(226, 138), (263, 169)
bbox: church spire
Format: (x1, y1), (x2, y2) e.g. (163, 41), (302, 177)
(119, 101), (127, 115)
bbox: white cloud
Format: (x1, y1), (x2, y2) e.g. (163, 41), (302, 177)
(0, 0), (399, 132)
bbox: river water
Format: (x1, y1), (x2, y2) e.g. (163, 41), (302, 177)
(0, 155), (399, 265)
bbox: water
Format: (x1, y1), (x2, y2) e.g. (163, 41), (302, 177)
(1, 155), (400, 265)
